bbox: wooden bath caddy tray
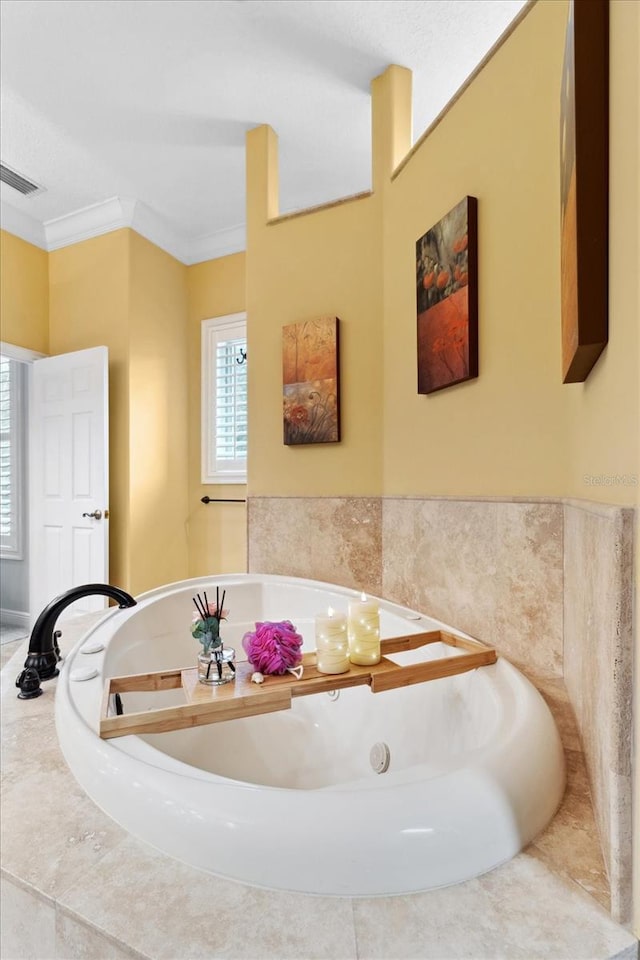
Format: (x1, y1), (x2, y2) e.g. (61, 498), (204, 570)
(99, 630), (497, 739)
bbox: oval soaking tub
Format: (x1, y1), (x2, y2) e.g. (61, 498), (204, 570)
(55, 575), (565, 897)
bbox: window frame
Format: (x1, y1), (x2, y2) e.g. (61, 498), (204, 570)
(0, 357), (24, 560)
(201, 312), (247, 485)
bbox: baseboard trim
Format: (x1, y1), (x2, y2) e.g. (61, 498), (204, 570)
(0, 608), (30, 630)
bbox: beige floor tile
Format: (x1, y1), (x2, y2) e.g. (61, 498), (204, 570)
(353, 855), (636, 960)
(56, 909), (151, 960)
(1, 872), (56, 960)
(58, 835), (358, 959)
(1, 619), (127, 901)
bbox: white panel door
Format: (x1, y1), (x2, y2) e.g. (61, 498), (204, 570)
(30, 346), (109, 618)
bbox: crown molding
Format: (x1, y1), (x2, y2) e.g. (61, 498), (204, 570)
(2, 195), (245, 263)
(44, 196), (139, 251)
(31, 196), (243, 263)
(185, 224), (246, 265)
(0, 201), (47, 249)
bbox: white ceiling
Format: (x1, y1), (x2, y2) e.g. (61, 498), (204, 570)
(0, 0), (527, 263)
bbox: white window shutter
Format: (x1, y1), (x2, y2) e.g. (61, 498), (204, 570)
(201, 314), (247, 484)
(0, 357), (23, 558)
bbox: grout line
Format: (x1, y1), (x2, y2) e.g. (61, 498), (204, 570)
(1, 866), (57, 907)
(54, 902), (153, 960)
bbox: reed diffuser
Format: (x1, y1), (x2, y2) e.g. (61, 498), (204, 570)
(192, 588), (236, 685)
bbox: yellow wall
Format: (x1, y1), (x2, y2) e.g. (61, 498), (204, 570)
(245, 0), (638, 510)
(247, 13), (569, 500)
(49, 230), (192, 594)
(0, 229), (49, 353)
(246, 126), (384, 496)
(565, 0), (639, 506)
(49, 230), (132, 588)
(383, 1), (570, 498)
(187, 252), (247, 575)
(128, 232), (189, 594)
(4, 222), (245, 590)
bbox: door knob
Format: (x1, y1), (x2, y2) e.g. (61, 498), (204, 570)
(81, 509), (103, 520)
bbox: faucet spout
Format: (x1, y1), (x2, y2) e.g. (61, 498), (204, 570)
(22, 583), (137, 682)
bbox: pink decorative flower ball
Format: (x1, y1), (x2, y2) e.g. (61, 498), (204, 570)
(242, 620), (303, 675)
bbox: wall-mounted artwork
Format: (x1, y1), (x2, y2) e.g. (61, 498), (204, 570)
(282, 316), (340, 445)
(560, 0), (608, 383)
(416, 196), (478, 395)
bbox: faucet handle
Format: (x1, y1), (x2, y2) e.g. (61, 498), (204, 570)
(16, 668), (43, 700)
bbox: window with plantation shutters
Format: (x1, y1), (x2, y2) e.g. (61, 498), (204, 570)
(0, 357), (23, 559)
(202, 314), (247, 484)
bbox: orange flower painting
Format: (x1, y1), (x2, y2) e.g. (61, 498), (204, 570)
(416, 197), (478, 394)
(282, 317), (340, 444)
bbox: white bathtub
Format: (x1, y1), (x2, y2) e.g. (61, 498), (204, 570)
(55, 575), (565, 896)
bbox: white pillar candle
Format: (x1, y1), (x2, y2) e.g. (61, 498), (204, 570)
(348, 593), (381, 665)
(315, 608), (350, 674)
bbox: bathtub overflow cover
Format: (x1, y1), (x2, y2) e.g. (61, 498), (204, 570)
(370, 742), (391, 774)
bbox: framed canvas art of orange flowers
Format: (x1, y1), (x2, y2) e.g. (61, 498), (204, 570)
(282, 316), (340, 445)
(416, 197), (478, 395)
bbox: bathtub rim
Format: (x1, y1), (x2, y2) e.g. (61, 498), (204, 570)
(56, 573), (516, 793)
(57, 572), (524, 794)
(54, 573), (566, 896)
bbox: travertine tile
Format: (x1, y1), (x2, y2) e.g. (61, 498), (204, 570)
(58, 835), (358, 960)
(535, 677), (583, 753)
(493, 501), (563, 676)
(527, 749), (610, 912)
(353, 854), (637, 960)
(56, 909), (150, 960)
(563, 502), (634, 924)
(611, 944), (640, 960)
(0, 872), (56, 960)
(382, 498), (499, 643)
(530, 679), (610, 909)
(1, 637), (28, 670)
(1, 615), (127, 901)
(0, 762), (127, 900)
(382, 498), (563, 677)
(248, 497), (381, 596)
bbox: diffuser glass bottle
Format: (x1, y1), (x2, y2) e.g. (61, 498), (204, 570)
(197, 643), (236, 685)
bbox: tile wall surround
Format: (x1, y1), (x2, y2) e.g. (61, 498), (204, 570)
(248, 495), (565, 677)
(382, 497), (564, 678)
(1, 628), (637, 960)
(247, 497), (382, 596)
(563, 501), (635, 925)
(247, 493), (635, 925)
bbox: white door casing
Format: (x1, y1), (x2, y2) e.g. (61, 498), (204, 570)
(30, 346), (109, 617)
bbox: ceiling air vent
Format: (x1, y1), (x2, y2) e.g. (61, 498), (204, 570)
(0, 162), (44, 197)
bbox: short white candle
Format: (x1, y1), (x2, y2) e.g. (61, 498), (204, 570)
(348, 592), (381, 665)
(315, 607), (349, 674)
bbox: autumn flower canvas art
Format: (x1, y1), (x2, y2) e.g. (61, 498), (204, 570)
(282, 316), (340, 445)
(416, 196), (478, 394)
